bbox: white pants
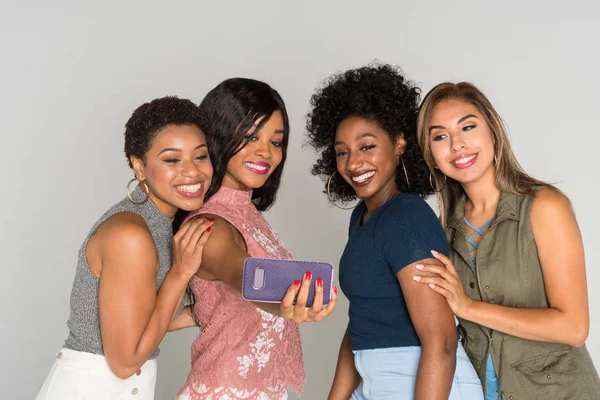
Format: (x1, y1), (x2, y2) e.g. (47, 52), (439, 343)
(177, 386), (288, 400)
(35, 348), (157, 400)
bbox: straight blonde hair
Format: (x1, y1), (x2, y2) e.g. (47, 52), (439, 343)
(416, 82), (554, 227)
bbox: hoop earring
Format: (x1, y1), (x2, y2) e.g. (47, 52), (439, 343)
(327, 171), (357, 210)
(127, 178), (149, 205)
(400, 155), (410, 189)
(429, 171), (447, 192)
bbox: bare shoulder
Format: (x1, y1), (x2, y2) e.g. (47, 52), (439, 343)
(95, 212), (156, 255)
(532, 187), (571, 208)
(189, 214), (248, 281)
(187, 214), (245, 251)
(531, 187), (574, 225)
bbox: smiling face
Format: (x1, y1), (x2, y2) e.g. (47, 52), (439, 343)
(428, 99), (496, 186)
(334, 116), (405, 206)
(222, 110), (285, 191)
(131, 124), (213, 218)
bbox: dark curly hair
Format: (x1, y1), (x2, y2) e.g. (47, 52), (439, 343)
(200, 77), (290, 211)
(306, 63), (433, 203)
(124, 96), (209, 168)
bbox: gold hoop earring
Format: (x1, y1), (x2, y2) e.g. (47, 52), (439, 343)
(127, 178), (149, 205)
(327, 171), (358, 210)
(400, 155), (410, 190)
(429, 171), (446, 192)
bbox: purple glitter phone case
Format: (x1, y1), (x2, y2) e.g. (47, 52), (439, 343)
(242, 258), (334, 305)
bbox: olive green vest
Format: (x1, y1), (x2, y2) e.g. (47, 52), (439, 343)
(447, 191), (600, 400)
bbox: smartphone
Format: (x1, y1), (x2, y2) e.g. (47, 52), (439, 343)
(242, 257), (334, 306)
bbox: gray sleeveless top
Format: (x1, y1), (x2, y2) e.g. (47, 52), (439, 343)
(63, 187), (193, 359)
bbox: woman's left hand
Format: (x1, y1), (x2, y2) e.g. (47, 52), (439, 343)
(412, 250), (473, 319)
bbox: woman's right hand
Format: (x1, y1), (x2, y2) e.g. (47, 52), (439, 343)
(172, 217), (214, 278)
(280, 272), (338, 323)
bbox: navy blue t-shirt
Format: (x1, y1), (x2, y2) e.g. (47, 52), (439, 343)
(339, 193), (449, 351)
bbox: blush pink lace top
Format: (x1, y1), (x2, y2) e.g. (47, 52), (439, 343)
(177, 186), (305, 400)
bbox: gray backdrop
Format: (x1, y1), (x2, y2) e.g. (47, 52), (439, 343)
(1, 1), (598, 399)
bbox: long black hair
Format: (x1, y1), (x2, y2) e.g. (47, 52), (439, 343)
(174, 78), (289, 229)
(201, 77), (290, 210)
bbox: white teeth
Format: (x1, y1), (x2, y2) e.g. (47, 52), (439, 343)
(454, 154), (476, 165)
(245, 162), (268, 171)
(351, 171), (375, 183)
(176, 183), (202, 193)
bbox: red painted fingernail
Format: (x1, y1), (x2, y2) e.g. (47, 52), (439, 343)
(333, 287), (338, 295)
(305, 271), (312, 280)
(316, 278), (323, 287)
(207, 217), (215, 222)
(293, 280), (300, 287)
(207, 227), (212, 232)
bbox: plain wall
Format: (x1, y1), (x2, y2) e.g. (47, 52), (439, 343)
(1, 1), (598, 398)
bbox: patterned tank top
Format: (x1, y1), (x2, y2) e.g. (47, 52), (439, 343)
(177, 186), (305, 400)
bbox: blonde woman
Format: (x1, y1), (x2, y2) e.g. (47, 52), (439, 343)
(413, 82), (600, 400)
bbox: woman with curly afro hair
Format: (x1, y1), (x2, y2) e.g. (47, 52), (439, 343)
(306, 64), (483, 400)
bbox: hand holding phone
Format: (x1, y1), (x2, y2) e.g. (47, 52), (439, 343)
(242, 258), (334, 306)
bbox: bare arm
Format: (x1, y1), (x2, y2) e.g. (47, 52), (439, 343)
(328, 330), (361, 400)
(97, 214), (211, 378)
(415, 188), (590, 347)
(399, 258), (457, 400)
(192, 214), (337, 322)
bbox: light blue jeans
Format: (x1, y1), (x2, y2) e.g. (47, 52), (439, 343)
(351, 344), (484, 400)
